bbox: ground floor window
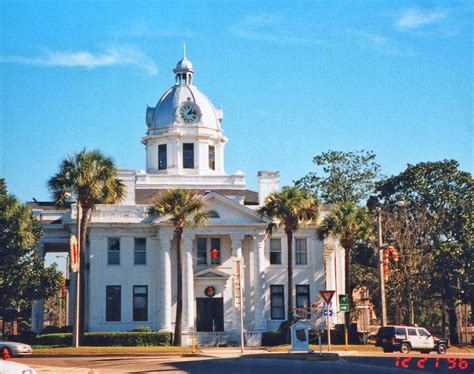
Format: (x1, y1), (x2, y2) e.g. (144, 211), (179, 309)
(270, 285), (285, 320)
(133, 285), (148, 321)
(296, 285), (310, 319)
(106, 285), (121, 321)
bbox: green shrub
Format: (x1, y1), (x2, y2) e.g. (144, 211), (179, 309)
(35, 333), (71, 346)
(42, 325), (73, 334)
(35, 332), (171, 347)
(129, 326), (152, 333)
(261, 331), (286, 346)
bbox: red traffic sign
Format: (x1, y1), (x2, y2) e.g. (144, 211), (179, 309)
(319, 290), (336, 304)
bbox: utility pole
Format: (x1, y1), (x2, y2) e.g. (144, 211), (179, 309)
(376, 207), (387, 327)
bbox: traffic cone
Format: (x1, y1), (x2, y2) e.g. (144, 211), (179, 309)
(2, 347), (10, 360)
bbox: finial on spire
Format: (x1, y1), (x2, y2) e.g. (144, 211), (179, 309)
(183, 43), (186, 59)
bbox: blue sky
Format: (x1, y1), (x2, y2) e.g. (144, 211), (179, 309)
(1, 1), (472, 205)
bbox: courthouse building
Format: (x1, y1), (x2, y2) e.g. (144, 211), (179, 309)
(29, 55), (345, 345)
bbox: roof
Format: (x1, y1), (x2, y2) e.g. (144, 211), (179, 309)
(135, 189), (259, 205)
(148, 84), (221, 130)
(26, 201), (71, 210)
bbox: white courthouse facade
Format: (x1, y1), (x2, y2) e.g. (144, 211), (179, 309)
(29, 56), (345, 345)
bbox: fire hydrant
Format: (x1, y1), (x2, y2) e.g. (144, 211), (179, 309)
(2, 347), (10, 360)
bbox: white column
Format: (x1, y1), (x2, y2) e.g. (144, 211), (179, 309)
(254, 233), (267, 330)
(159, 231), (173, 332)
(231, 234), (245, 331)
(182, 234), (195, 332)
(31, 243), (45, 332)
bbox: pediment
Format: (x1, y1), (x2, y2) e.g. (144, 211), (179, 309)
(195, 267), (230, 279)
(153, 191), (270, 226)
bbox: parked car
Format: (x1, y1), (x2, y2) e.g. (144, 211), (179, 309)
(375, 325), (449, 354)
(0, 341), (33, 357)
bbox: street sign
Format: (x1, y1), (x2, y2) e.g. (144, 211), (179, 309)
(339, 294), (349, 312)
(322, 302), (333, 316)
(319, 290), (335, 304)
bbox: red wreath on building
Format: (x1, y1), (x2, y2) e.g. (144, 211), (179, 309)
(210, 248), (219, 261)
(383, 245), (399, 281)
(205, 286), (216, 298)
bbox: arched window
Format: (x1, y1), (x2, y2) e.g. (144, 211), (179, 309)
(208, 210), (220, 218)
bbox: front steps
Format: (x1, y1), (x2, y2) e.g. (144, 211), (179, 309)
(185, 331), (262, 347)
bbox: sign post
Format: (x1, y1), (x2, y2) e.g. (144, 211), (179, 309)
(319, 290), (335, 352)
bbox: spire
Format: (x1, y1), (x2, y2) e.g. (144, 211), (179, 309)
(183, 42), (186, 59)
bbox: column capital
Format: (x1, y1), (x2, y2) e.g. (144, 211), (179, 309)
(230, 234), (245, 258)
(159, 229), (174, 241)
(182, 233), (194, 245)
(230, 233), (246, 245)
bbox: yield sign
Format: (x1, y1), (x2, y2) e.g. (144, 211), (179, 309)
(319, 290), (336, 304)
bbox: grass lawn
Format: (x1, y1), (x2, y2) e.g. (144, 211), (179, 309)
(32, 346), (196, 355)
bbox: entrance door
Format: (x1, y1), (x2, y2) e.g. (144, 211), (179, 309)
(196, 298), (224, 332)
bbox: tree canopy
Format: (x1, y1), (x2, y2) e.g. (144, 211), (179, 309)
(295, 150), (381, 204)
(0, 178), (62, 325)
(370, 160), (473, 342)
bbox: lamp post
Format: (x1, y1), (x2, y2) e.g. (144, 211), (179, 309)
(376, 201), (405, 327)
(65, 192), (81, 348)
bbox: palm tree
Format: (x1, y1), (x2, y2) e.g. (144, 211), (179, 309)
(257, 186), (319, 331)
(48, 149), (126, 344)
(319, 201), (374, 326)
(149, 189), (210, 346)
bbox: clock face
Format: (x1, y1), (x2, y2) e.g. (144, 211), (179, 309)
(179, 103), (199, 123)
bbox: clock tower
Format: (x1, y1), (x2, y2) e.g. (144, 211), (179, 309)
(142, 55), (227, 176)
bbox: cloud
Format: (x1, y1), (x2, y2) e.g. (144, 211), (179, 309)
(0, 47), (158, 75)
(349, 30), (414, 56)
(395, 8), (447, 30)
(229, 13), (325, 45)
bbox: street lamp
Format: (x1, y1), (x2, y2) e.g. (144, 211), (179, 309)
(376, 201), (405, 327)
(65, 192), (81, 348)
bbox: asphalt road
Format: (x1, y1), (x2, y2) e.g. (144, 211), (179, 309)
(12, 354), (474, 374)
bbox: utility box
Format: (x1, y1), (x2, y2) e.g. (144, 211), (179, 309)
(289, 320), (312, 353)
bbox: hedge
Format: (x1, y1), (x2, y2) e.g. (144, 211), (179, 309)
(35, 332), (172, 346)
(261, 331), (287, 346)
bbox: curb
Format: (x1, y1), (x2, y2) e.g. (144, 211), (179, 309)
(241, 352), (340, 361)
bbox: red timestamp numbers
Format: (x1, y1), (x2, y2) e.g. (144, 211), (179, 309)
(395, 356), (470, 370)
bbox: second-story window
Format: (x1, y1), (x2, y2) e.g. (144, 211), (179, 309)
(183, 143), (194, 168)
(295, 238), (307, 265)
(270, 238), (282, 265)
(158, 144), (167, 170)
(196, 237), (221, 265)
(108, 238), (120, 265)
(134, 238), (146, 265)
(210, 238), (221, 265)
(197, 238), (207, 265)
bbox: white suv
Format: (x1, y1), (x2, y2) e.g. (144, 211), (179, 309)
(375, 325), (449, 354)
